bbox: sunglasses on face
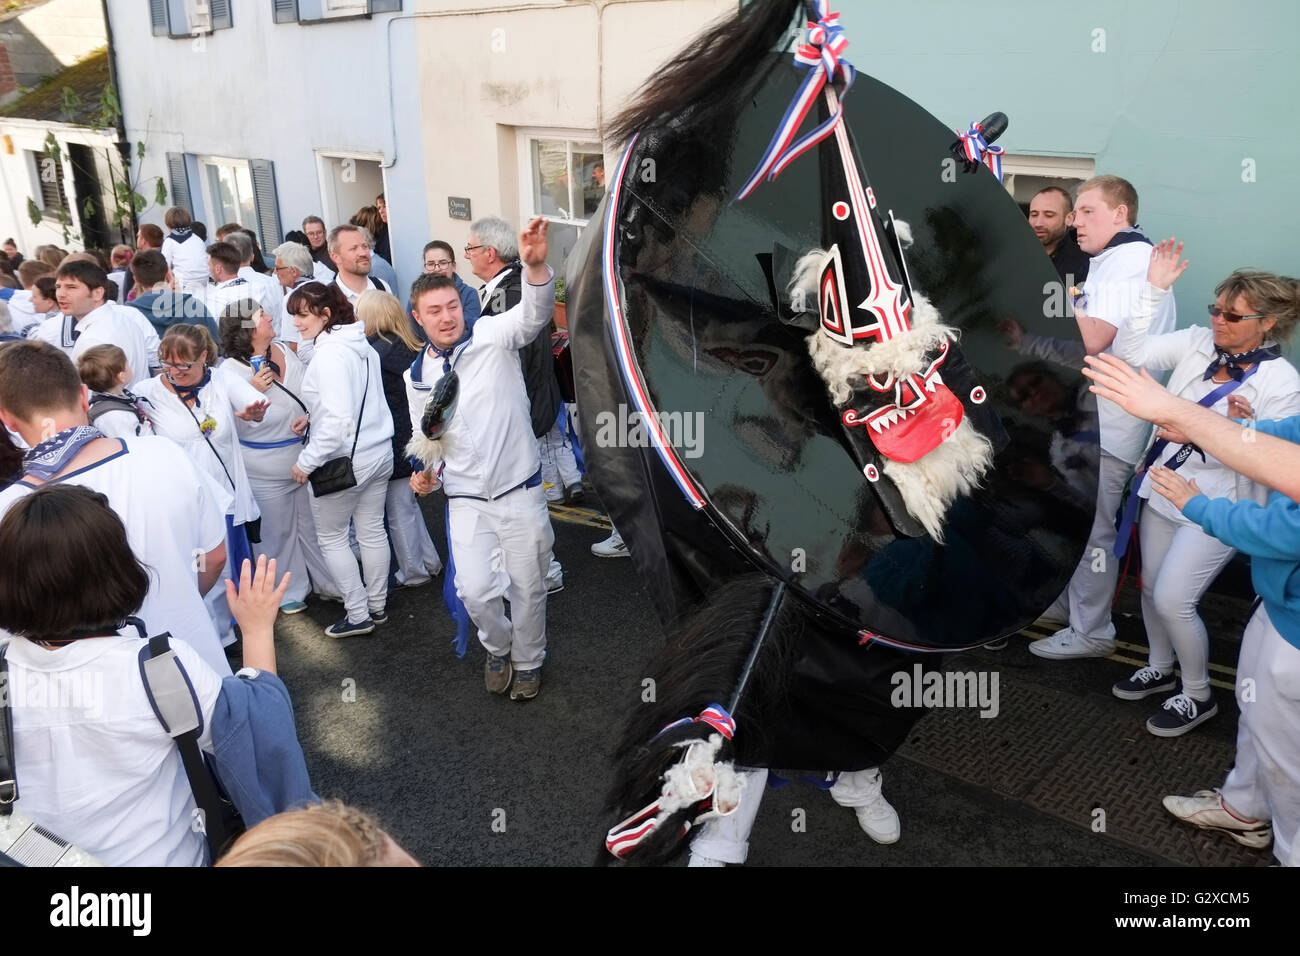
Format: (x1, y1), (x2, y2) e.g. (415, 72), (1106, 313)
(1207, 304), (1267, 323)
(161, 360), (197, 372)
(420, 370), (460, 440)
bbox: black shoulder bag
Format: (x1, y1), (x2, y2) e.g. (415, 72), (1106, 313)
(309, 352), (369, 497)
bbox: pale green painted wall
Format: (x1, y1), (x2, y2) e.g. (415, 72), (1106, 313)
(832, 0), (1299, 332)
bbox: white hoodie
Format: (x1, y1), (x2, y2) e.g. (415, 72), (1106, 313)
(295, 321), (394, 475)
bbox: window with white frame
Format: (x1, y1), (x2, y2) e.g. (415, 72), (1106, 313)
(518, 130), (605, 274)
(323, 0), (368, 15)
(199, 157), (258, 231)
(1000, 154), (1095, 214)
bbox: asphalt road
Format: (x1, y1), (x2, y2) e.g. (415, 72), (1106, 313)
(268, 494), (1253, 868)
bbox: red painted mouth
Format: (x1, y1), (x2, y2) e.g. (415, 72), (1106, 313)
(853, 379), (965, 464)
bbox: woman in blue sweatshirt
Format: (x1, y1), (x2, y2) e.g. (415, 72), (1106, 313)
(1083, 336), (1300, 866)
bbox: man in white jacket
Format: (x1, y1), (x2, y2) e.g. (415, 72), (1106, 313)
(405, 217), (554, 701)
(29, 260), (153, 388)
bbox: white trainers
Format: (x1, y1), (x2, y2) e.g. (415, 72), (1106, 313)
(591, 529), (630, 558)
(1162, 789), (1272, 848)
(1028, 626), (1115, 660)
(687, 853), (726, 867)
(831, 768), (900, 844)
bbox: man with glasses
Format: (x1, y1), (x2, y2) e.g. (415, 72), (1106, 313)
(271, 241), (316, 351)
(302, 215), (336, 280)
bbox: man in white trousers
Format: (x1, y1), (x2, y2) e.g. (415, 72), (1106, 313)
(405, 217), (555, 701)
(689, 767), (900, 866)
(1003, 175), (1176, 660)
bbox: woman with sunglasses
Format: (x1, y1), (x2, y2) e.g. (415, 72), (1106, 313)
(134, 323), (270, 646)
(1108, 239), (1300, 736)
(287, 282), (395, 639)
(218, 300), (340, 615)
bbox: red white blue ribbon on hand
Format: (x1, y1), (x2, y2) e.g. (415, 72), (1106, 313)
(655, 703), (737, 740)
(736, 1), (855, 201)
(956, 120), (1005, 181)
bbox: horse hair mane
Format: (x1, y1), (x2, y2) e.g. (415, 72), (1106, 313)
(598, 573), (801, 865)
(607, 0), (803, 143)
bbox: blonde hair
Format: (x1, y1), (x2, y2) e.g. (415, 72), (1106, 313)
(16, 260), (52, 287)
(216, 801), (402, 867)
(1077, 174), (1138, 225)
(77, 344), (128, 392)
(1216, 270), (1300, 345)
(357, 289), (422, 352)
(159, 323), (219, 366)
(110, 244), (134, 268)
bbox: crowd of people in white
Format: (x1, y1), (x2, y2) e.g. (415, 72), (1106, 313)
(0, 169), (1298, 869)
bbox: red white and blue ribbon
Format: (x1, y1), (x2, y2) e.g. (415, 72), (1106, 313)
(956, 120), (1005, 182)
(736, 1), (855, 201)
(602, 134), (707, 510)
(655, 703), (737, 741)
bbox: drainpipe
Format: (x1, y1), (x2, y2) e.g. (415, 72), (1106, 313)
(100, 0), (135, 240)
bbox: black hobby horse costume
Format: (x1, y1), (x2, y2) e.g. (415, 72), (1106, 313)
(566, 0), (1098, 864)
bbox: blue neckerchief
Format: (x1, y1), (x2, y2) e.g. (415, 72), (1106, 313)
(22, 424), (104, 480)
(1204, 343), (1280, 382)
(168, 227), (193, 244)
(1100, 226), (1151, 251)
(412, 333), (470, 385)
(168, 368), (212, 407)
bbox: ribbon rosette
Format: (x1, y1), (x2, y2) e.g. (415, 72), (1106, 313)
(736, 0), (856, 200)
(956, 120), (1005, 182)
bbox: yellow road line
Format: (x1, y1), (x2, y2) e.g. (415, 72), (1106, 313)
(547, 503), (613, 530)
(1016, 627), (1238, 692)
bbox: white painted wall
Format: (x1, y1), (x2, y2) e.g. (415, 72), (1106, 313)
(104, 0), (426, 295)
(0, 117), (118, 254)
(413, 0), (736, 280)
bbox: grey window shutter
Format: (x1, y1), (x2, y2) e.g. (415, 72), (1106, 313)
(150, 0), (170, 35)
(273, 0), (299, 23)
(166, 152), (192, 213)
(210, 0), (232, 30)
(369, 0), (401, 12)
(250, 159), (282, 247)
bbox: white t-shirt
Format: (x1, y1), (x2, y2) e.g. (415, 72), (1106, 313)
(114, 302), (161, 373)
(221, 345), (309, 483)
(239, 266), (285, 330)
(1081, 238), (1177, 464)
(133, 368), (264, 525)
(279, 278), (314, 345)
(0, 436), (232, 676)
(203, 276), (265, 326)
(75, 303), (153, 388)
(333, 273), (391, 307)
(3, 631), (221, 867)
